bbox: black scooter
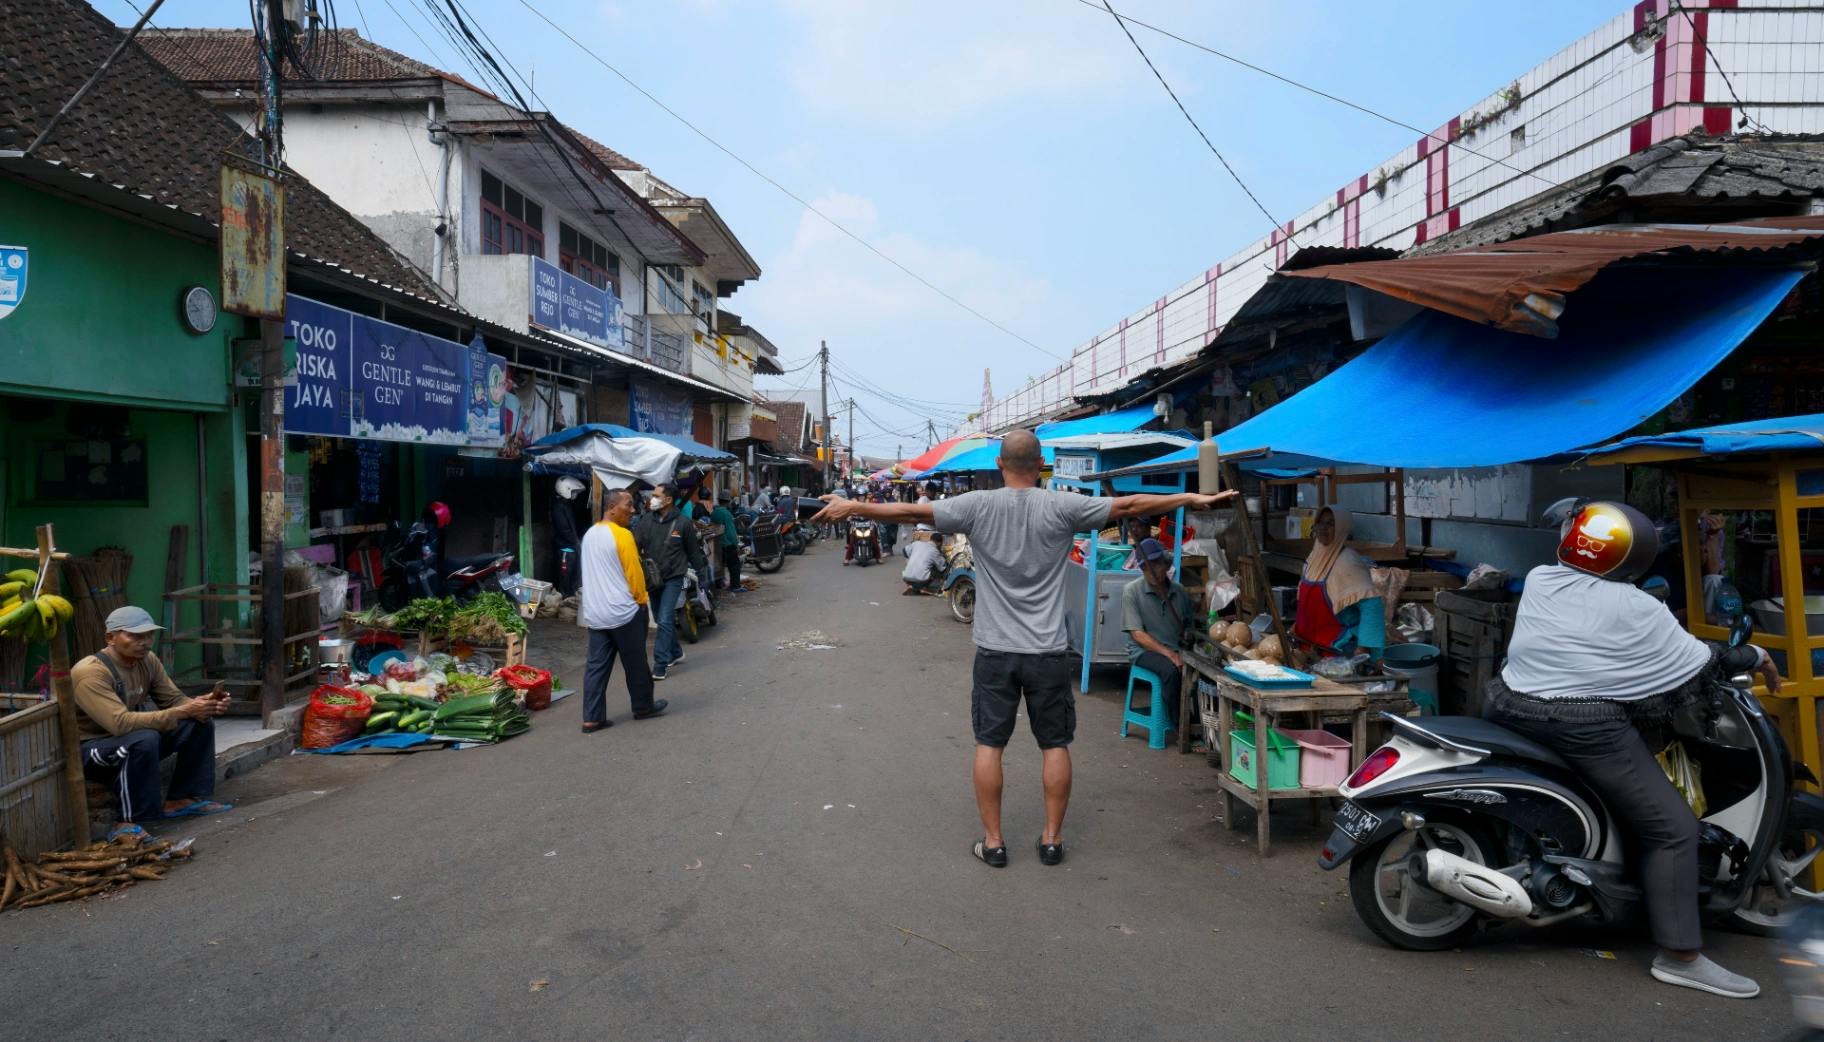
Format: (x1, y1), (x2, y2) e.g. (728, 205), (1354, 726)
(1320, 596), (1824, 950)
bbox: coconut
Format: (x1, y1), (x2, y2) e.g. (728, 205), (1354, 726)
(1256, 634), (1283, 661)
(1224, 621), (1253, 647)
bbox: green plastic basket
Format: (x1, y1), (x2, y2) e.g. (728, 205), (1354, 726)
(1228, 710), (1301, 790)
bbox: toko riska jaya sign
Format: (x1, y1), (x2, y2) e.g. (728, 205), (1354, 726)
(284, 295), (507, 446)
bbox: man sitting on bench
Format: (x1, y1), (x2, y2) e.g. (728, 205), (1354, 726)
(71, 607), (233, 836)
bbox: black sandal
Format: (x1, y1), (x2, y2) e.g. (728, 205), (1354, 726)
(972, 840), (1008, 868)
(1036, 839), (1064, 866)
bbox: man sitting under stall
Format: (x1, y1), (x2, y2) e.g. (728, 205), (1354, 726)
(1122, 538), (1192, 724)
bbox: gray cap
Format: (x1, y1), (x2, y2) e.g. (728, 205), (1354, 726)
(104, 606), (162, 634)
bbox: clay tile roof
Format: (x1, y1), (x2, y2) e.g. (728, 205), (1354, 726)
(2, 0), (443, 300)
(136, 26), (485, 92)
(769, 401), (807, 451)
(566, 127), (644, 173)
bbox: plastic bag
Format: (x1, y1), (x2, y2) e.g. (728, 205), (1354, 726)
(1657, 740), (1707, 817)
(301, 684), (374, 749)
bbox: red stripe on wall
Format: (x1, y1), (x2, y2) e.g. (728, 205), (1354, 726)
(1704, 105), (1732, 134)
(1689, 11), (1708, 102)
(1205, 264), (1221, 333)
(1155, 297), (1167, 363)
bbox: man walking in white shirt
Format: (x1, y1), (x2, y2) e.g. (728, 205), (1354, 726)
(578, 488), (666, 731)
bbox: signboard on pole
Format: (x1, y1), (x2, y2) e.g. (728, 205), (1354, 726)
(1053, 453), (1095, 480)
(220, 161), (284, 318)
(0, 246), (28, 321)
(466, 335), (509, 446)
(283, 294), (501, 447)
(529, 256), (623, 351)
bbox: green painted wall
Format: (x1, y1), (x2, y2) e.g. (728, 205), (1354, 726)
(0, 178), (249, 674)
(0, 179), (236, 409)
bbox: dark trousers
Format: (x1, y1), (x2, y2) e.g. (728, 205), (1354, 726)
(1134, 650), (1183, 726)
(722, 543), (742, 590)
(80, 719), (215, 823)
(582, 607), (656, 724)
(1491, 711), (1703, 951)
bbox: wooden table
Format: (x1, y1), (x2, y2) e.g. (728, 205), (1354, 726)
(1180, 649), (1409, 856)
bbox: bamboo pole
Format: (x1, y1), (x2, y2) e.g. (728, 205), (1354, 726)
(38, 524), (90, 850)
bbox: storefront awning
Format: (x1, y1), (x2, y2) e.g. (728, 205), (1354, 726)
(1104, 264), (1807, 475)
(525, 424), (735, 486)
(1284, 216), (1824, 337)
(1034, 404), (1159, 440)
(1581, 413), (1824, 465)
(541, 330), (747, 402)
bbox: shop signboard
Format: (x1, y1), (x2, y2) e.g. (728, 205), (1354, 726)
(0, 245), (27, 321)
(1054, 452), (1095, 479)
(220, 162), (284, 318)
(629, 377), (691, 436)
(530, 256), (624, 352)
(283, 295), (491, 446)
(466, 335), (509, 446)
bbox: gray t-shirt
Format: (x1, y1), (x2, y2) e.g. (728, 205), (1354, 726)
(932, 487), (1114, 653)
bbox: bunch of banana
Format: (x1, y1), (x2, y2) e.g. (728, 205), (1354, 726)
(0, 568), (73, 642)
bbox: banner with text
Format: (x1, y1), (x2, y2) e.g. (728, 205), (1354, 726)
(529, 256), (623, 352)
(284, 295), (501, 446)
(629, 377), (692, 436)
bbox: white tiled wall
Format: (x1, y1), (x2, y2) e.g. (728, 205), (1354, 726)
(971, 1), (1824, 435)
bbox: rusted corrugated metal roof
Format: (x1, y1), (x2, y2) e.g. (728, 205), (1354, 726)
(1285, 216), (1824, 337)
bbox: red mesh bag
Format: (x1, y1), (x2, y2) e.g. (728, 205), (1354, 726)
(496, 664), (553, 711)
(300, 684), (375, 749)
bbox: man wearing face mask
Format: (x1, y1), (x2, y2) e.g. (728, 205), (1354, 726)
(634, 482), (706, 681)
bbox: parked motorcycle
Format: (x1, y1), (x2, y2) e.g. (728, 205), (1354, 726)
(678, 564), (716, 644)
(940, 536), (975, 625)
(849, 518), (880, 567)
(1320, 598), (1824, 951)
(780, 517), (808, 556)
(378, 518), (515, 610)
(742, 512), (786, 574)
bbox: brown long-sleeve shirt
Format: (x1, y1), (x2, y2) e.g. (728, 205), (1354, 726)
(69, 649), (191, 741)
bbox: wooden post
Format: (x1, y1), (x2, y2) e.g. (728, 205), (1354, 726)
(588, 472), (605, 523)
(1224, 459), (1301, 669)
(38, 524), (90, 849)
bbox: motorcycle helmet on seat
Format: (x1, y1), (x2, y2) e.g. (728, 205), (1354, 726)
(426, 501), (452, 528)
(1554, 500), (1658, 582)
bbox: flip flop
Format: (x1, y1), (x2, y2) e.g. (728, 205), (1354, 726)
(163, 799), (233, 819)
(106, 823), (149, 843)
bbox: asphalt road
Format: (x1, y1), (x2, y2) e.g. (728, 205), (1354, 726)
(2, 538), (1803, 1041)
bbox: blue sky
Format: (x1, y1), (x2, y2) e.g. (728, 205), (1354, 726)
(102, 0), (1617, 459)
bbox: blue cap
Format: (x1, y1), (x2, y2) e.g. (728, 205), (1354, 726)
(1137, 538), (1168, 563)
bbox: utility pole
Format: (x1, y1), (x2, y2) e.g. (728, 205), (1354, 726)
(255, 0), (287, 724)
(846, 398), (855, 484)
(818, 340), (831, 491)
(926, 419), (938, 450)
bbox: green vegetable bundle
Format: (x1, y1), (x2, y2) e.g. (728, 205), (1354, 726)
(446, 591), (528, 645)
(428, 689), (530, 742)
(391, 597), (456, 635)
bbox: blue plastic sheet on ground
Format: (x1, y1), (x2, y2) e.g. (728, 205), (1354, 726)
(1121, 265), (1806, 471)
(301, 732), (450, 754)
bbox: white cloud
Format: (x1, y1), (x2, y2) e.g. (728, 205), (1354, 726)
(780, 0), (1137, 130)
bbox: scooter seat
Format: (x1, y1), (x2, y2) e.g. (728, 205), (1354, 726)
(1404, 716), (1569, 770)
(445, 552), (506, 571)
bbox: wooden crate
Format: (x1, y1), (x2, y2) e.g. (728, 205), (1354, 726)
(422, 630), (527, 670)
(1432, 590), (1516, 716)
(1399, 570), (1465, 606)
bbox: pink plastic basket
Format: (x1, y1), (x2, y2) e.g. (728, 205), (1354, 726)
(1283, 729), (1353, 789)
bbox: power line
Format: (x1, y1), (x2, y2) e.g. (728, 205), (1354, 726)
(828, 357), (976, 410)
(1097, 0), (1288, 242)
(1069, 0), (1576, 197)
(509, 0), (1067, 365)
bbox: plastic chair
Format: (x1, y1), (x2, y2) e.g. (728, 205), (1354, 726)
(1121, 664), (1173, 750)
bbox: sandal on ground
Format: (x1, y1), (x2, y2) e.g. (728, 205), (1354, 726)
(162, 800), (232, 819)
(580, 721), (612, 734)
(107, 823), (149, 843)
(972, 840), (1008, 868)
(1036, 839), (1064, 866)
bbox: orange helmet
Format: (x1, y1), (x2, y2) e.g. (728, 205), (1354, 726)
(1556, 501), (1658, 582)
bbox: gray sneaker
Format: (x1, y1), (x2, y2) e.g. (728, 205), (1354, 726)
(1651, 953), (1761, 999)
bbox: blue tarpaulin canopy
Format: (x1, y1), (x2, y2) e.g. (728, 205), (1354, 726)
(1582, 413), (1824, 464)
(525, 424), (735, 486)
(1111, 265), (1805, 474)
(1034, 404), (1159, 441)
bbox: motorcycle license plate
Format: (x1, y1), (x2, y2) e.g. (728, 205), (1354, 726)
(1335, 801), (1381, 842)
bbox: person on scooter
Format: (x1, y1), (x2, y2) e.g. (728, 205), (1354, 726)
(1487, 500), (1781, 1000)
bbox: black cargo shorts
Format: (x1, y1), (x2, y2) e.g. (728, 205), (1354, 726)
(971, 649), (1076, 750)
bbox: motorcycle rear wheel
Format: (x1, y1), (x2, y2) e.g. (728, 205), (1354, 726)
(755, 552), (785, 573)
(949, 578), (976, 625)
(1348, 817), (1498, 951)
(679, 605), (700, 644)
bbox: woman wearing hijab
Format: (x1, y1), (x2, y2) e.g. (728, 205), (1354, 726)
(1292, 506), (1386, 662)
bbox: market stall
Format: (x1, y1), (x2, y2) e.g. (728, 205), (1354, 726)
(524, 424), (737, 523)
(1580, 413), (1824, 795)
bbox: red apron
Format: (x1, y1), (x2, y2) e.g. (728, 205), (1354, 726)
(1294, 577), (1345, 655)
